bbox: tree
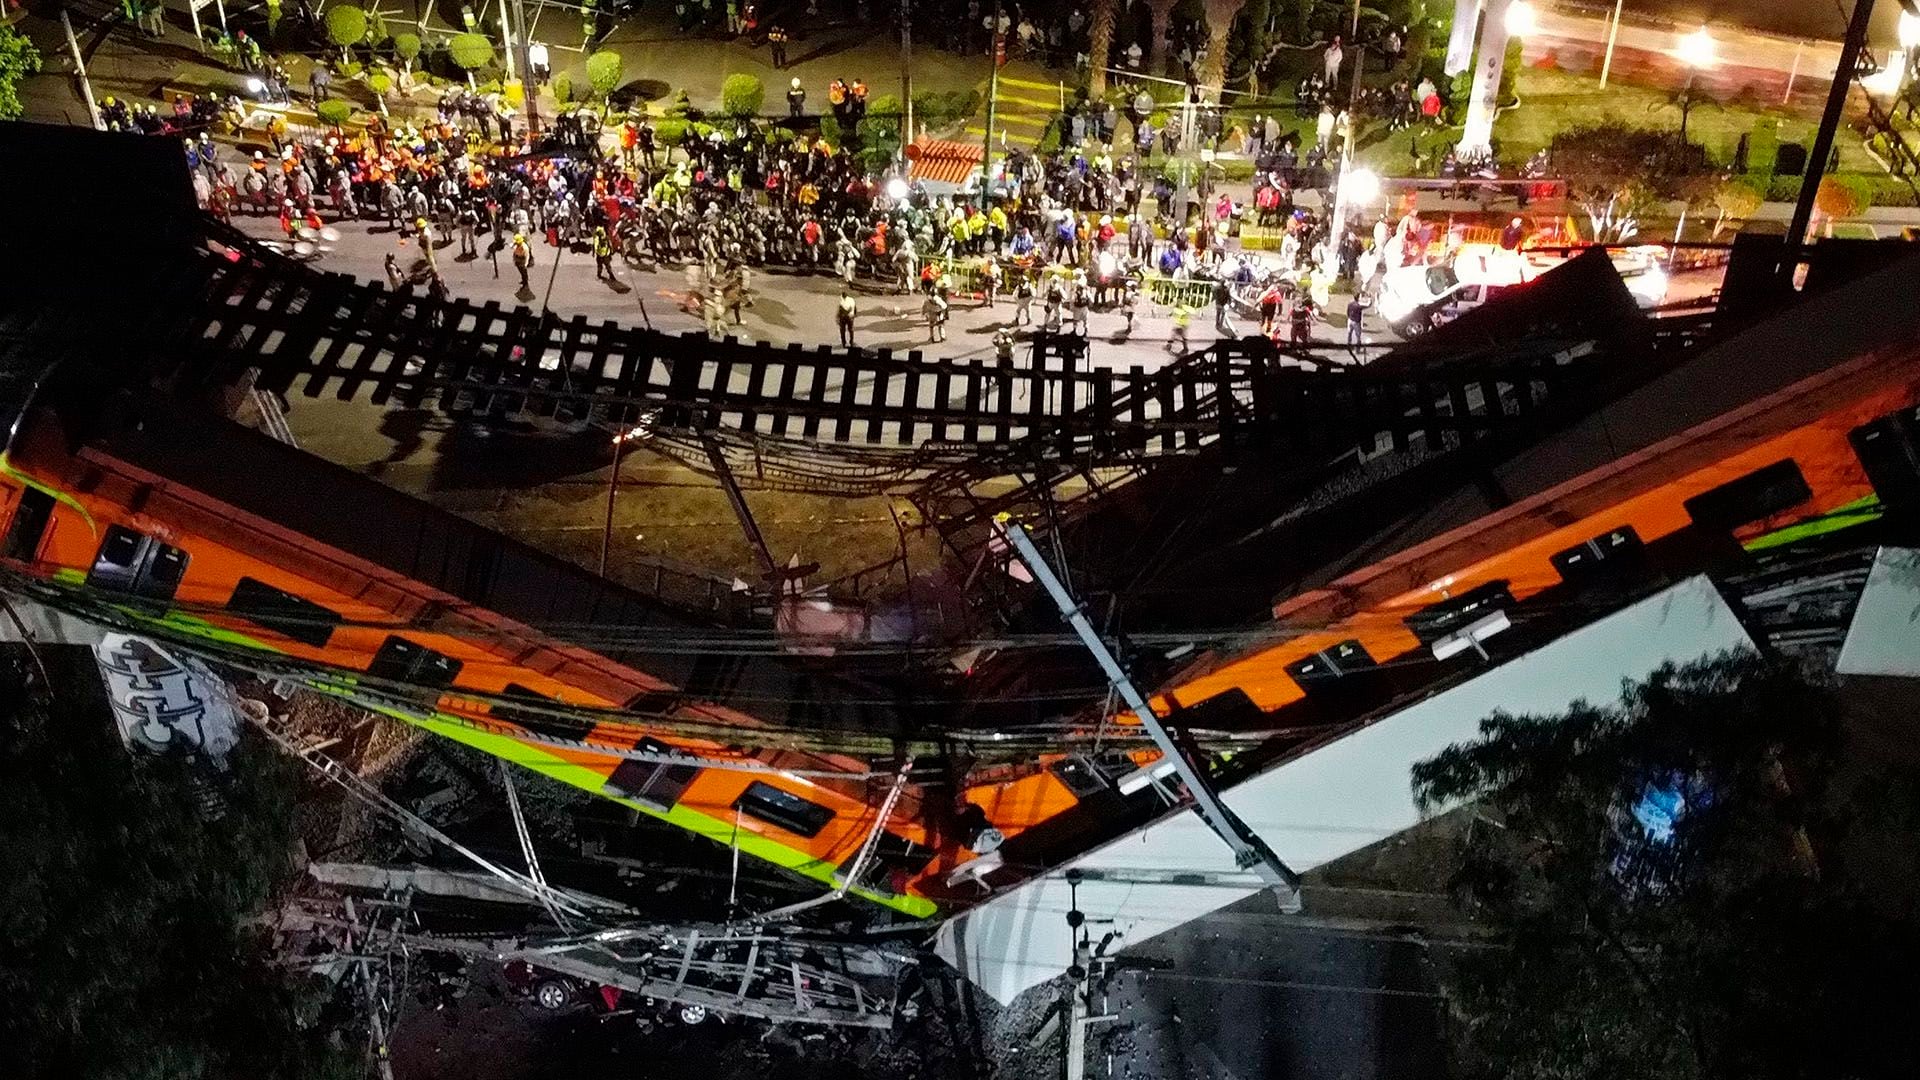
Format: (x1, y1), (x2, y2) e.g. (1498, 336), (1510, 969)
(1411, 653), (1920, 1080)
(1147, 0), (1179, 76)
(721, 72), (764, 118)
(1815, 174), (1870, 234)
(552, 71), (575, 105)
(1551, 122), (1705, 243)
(0, 23), (44, 122)
(1086, 0), (1117, 96)
(323, 4), (368, 61)
(1710, 176), (1764, 237)
(0, 649), (362, 1078)
(316, 98), (352, 126)
(1197, 0), (1247, 99)
(448, 31), (495, 73)
(586, 48), (624, 103)
(392, 31), (421, 76)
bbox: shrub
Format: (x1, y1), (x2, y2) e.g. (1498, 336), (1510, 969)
(665, 88), (693, 117)
(551, 71), (574, 104)
(819, 114), (841, 145)
(911, 88), (981, 130)
(1710, 176), (1764, 235)
(368, 71), (392, 94)
(1815, 173), (1871, 220)
(316, 99), (353, 126)
(392, 31), (421, 71)
(504, 79), (524, 107)
(721, 72), (764, 118)
(586, 49), (624, 101)
(1746, 116), (1779, 177)
(323, 5), (368, 53)
(448, 32), (494, 72)
(655, 117), (688, 144)
(1498, 35), (1522, 107)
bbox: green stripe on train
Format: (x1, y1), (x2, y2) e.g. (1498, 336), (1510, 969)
(84, 591), (937, 919)
(1744, 495), (1883, 552)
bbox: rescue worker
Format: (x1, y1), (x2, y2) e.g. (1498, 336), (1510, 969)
(511, 232), (534, 289)
(836, 289), (857, 346)
(980, 257), (1001, 308)
(593, 225), (616, 281)
(924, 289), (948, 343)
(1168, 300), (1192, 353)
(992, 326), (1016, 362)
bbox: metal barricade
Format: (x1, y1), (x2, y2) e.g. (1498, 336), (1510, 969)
(1139, 273), (1214, 310)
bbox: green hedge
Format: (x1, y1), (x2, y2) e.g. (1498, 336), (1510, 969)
(1761, 172), (1919, 208)
(911, 88), (982, 130)
(1746, 117), (1779, 178)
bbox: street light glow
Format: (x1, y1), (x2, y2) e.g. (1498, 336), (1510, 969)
(1865, 50), (1907, 97)
(1344, 168), (1381, 206)
(884, 177), (910, 200)
(1676, 26), (1715, 69)
(1902, 11), (1920, 50)
(1504, 0), (1537, 38)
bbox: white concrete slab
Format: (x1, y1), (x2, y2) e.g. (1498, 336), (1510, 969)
(1837, 547), (1920, 677)
(936, 575), (1755, 1004)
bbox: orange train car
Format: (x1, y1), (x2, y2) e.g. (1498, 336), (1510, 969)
(1, 342), (1917, 913)
(953, 344), (1920, 884)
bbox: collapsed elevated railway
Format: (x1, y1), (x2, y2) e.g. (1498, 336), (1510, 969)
(4, 128), (1920, 1004)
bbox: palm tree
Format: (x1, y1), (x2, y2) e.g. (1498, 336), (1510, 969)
(1087, 0), (1117, 96)
(1198, 0), (1247, 99)
(1147, 0), (1179, 76)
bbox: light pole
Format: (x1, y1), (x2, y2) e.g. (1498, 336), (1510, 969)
(900, 0), (914, 147)
(1673, 26), (1715, 143)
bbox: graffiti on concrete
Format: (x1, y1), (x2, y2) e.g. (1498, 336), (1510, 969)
(92, 633), (240, 762)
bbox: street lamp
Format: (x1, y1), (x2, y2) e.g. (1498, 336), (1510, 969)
(1504, 0), (1537, 38)
(1676, 26), (1716, 70)
(1864, 49), (1908, 98)
(1344, 168), (1382, 206)
(1901, 11), (1920, 50)
(1673, 27), (1715, 143)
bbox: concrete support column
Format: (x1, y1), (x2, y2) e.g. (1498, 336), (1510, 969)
(1455, 0), (1512, 161)
(1443, 0), (1483, 75)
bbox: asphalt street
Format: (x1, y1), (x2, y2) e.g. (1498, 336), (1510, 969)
(228, 213), (1402, 372)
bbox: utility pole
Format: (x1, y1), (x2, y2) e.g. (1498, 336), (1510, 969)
(979, 0), (1003, 210)
(512, 0), (540, 135)
(1785, 0), (1876, 274)
(998, 519), (1303, 909)
(900, 0), (914, 145)
(1598, 0), (1623, 88)
(60, 8), (102, 131)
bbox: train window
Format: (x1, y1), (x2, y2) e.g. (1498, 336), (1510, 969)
(1284, 640), (1377, 685)
(1049, 753), (1137, 799)
(1, 488), (56, 561)
(733, 780), (835, 838)
(1405, 580), (1515, 644)
(227, 576), (342, 648)
(1683, 460), (1811, 531)
(1549, 526), (1645, 584)
(1849, 405), (1920, 512)
(623, 689), (682, 715)
(685, 652), (750, 704)
(367, 635), (463, 691)
(836, 832), (937, 894)
(491, 683), (580, 735)
(86, 525), (189, 601)
(604, 737), (702, 812)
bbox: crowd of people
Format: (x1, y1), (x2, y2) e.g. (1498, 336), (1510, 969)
(177, 78), (1394, 352)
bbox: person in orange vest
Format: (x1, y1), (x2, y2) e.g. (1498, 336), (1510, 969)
(620, 120), (639, 166)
